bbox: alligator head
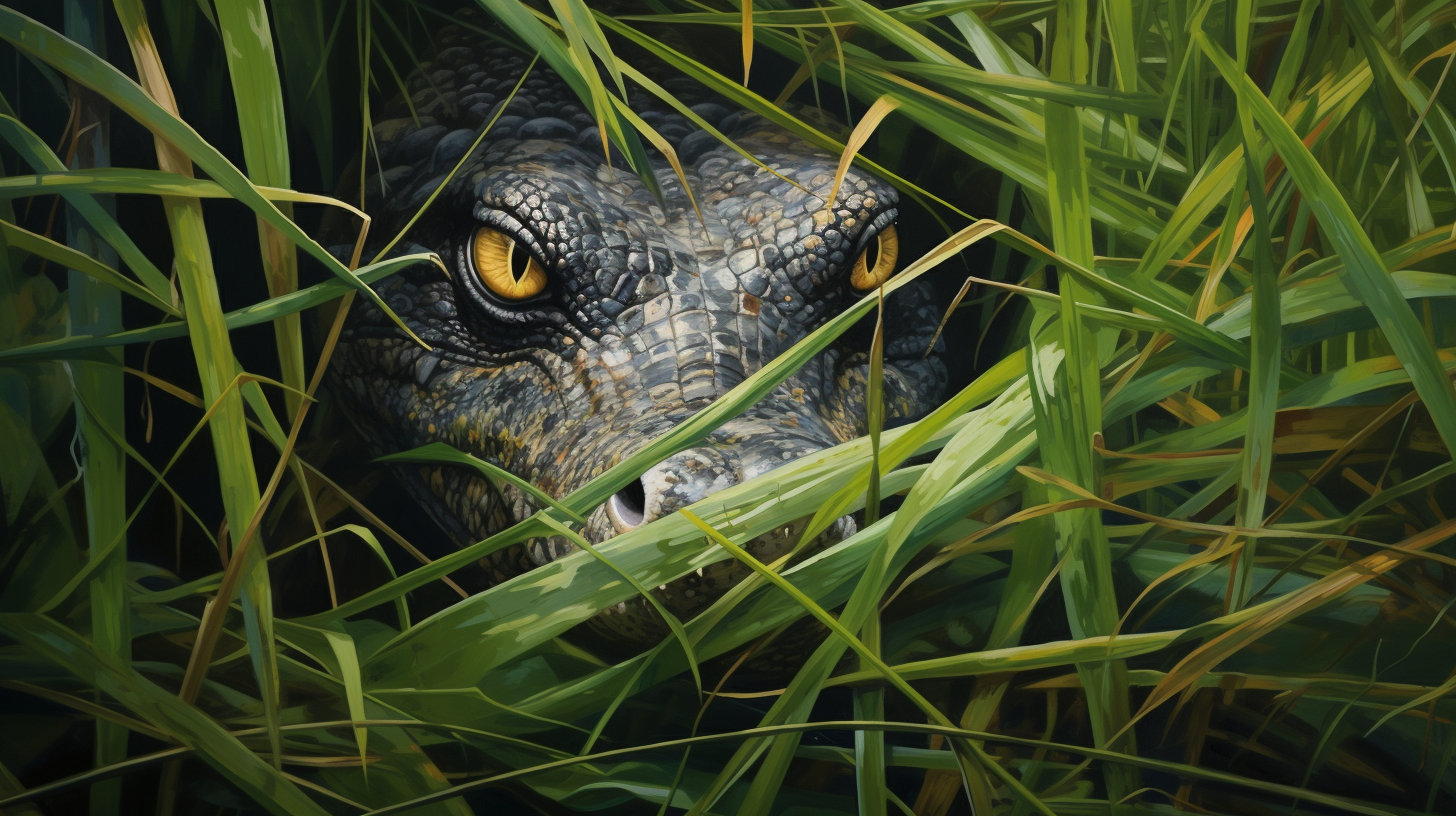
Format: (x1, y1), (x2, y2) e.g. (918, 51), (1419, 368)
(330, 16), (947, 646)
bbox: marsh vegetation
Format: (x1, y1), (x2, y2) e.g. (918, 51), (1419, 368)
(2, 0), (1456, 814)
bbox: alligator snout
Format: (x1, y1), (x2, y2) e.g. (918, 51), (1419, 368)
(605, 423), (835, 534)
(592, 427), (862, 647)
(608, 447), (754, 534)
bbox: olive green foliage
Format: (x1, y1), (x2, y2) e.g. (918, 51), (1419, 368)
(2, 0), (1456, 814)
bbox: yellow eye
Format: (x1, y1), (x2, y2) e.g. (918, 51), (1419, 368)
(473, 227), (547, 300)
(850, 224), (899, 290)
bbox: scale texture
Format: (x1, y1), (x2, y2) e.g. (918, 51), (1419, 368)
(330, 10), (948, 648)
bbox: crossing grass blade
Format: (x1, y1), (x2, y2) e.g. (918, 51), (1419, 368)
(540, 516), (702, 695)
(547, 0), (625, 97)
(741, 0), (753, 86)
(376, 442), (586, 524)
(0, 168), (368, 213)
(856, 295), (886, 816)
(0, 252), (437, 363)
(828, 95), (899, 215)
(609, 95), (704, 225)
(272, 0), (335, 186)
(0, 220), (177, 315)
(320, 628), (370, 773)
(870, 60), (1162, 115)
(1034, 0), (1135, 801)
(0, 114), (172, 300)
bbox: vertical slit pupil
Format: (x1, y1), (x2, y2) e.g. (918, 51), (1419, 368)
(864, 236), (880, 271)
(509, 240), (531, 282)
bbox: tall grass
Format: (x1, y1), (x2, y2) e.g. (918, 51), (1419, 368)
(2, 0), (1456, 814)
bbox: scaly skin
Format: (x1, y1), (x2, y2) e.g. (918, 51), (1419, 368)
(330, 13), (947, 648)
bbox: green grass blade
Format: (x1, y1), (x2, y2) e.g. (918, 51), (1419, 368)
(0, 220), (176, 315)
(321, 628), (369, 773)
(272, 0), (333, 186)
(871, 60), (1160, 116)
(1228, 0), (1280, 613)
(376, 442), (587, 523)
(0, 115), (171, 300)
(1037, 0), (1135, 799)
(0, 8), (420, 345)
(0, 167), (366, 212)
(1198, 31), (1456, 457)
(0, 252), (439, 363)
(0, 614), (331, 816)
(214, 0), (304, 417)
(865, 292), (885, 529)
(540, 516), (701, 696)
(1103, 0), (1138, 162)
(109, 0), (283, 774)
(57, 12), (129, 809)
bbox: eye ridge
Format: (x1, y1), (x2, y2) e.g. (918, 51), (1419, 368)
(472, 226), (549, 301)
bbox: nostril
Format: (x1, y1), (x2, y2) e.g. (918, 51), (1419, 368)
(606, 478), (648, 532)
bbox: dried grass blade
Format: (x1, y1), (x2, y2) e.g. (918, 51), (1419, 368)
(827, 95), (900, 214)
(742, 0), (753, 85)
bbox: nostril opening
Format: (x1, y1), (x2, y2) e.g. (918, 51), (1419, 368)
(606, 478), (648, 532)
(619, 478), (646, 514)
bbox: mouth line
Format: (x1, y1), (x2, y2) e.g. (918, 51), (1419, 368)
(594, 513), (858, 613)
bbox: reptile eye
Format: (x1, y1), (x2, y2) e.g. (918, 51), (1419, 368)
(473, 227), (547, 300)
(850, 224), (899, 291)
